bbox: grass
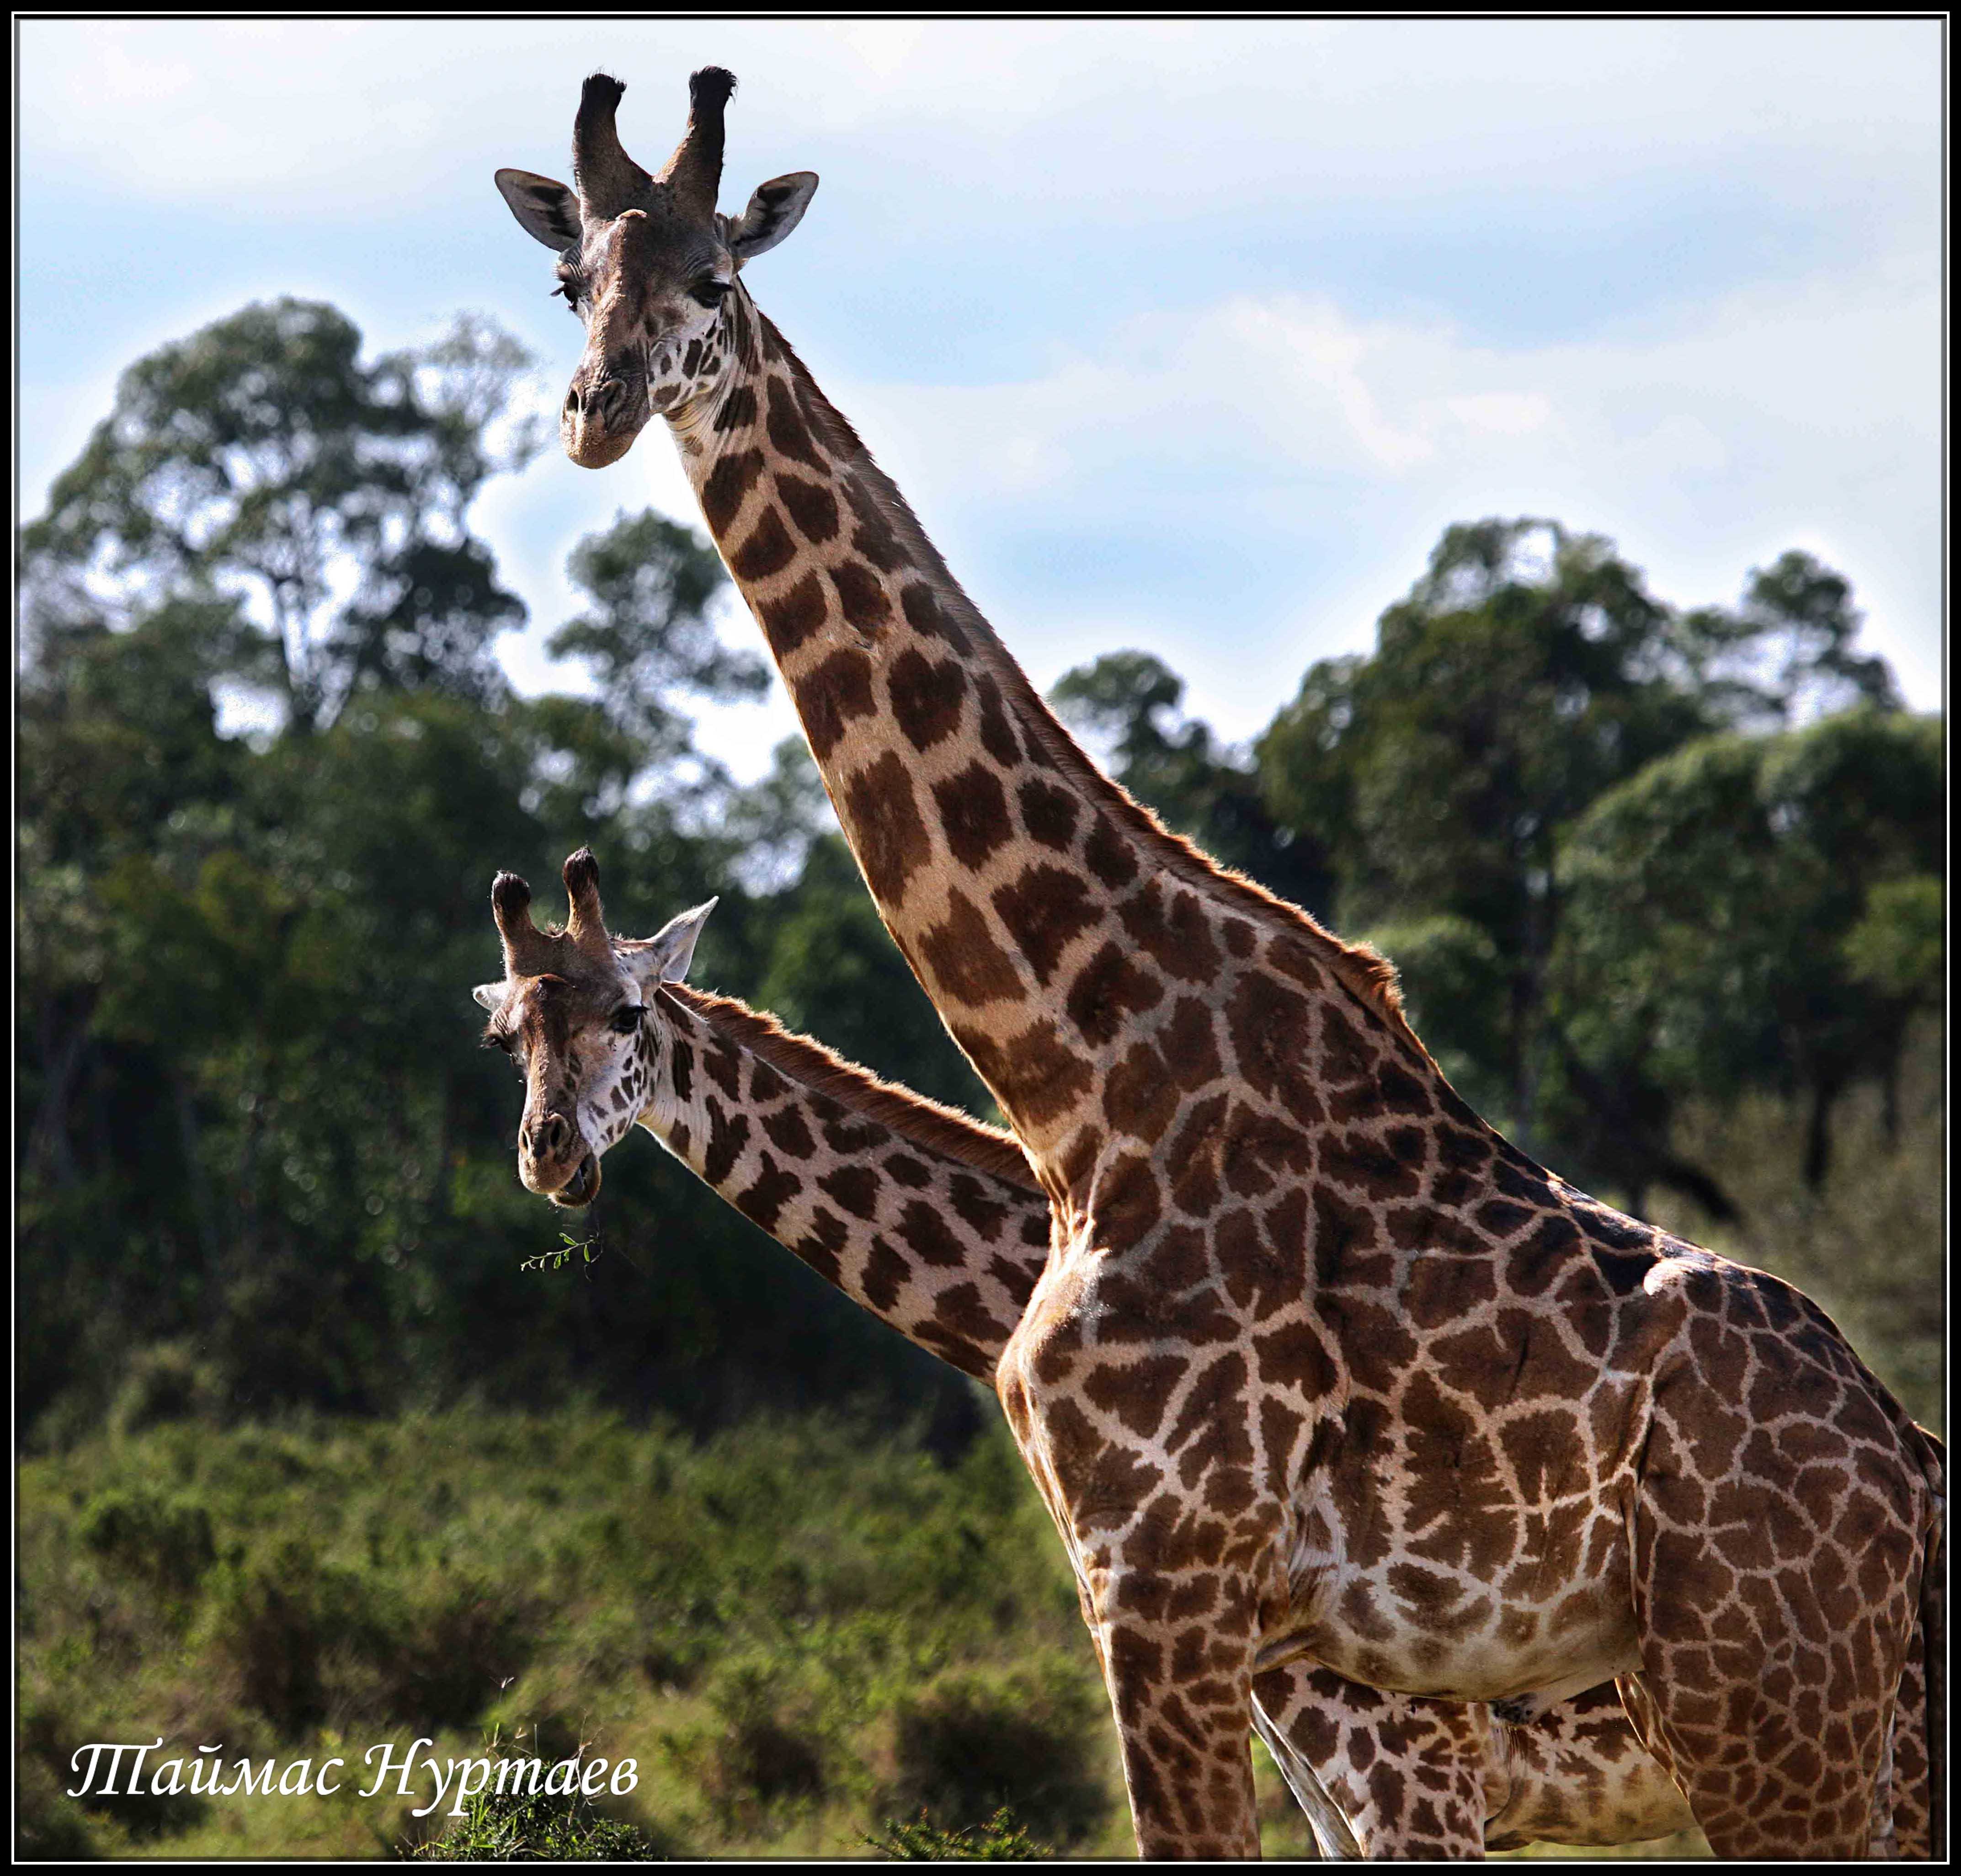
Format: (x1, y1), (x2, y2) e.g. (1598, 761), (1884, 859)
(16, 1406), (1133, 1860)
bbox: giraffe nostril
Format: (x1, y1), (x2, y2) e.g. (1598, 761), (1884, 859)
(525, 1114), (574, 1160)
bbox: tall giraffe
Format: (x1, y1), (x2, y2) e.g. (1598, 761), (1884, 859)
(471, 850), (1703, 1857)
(494, 73), (1945, 1858)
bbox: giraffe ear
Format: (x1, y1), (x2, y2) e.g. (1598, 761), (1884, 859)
(472, 981), (508, 1012)
(618, 899), (719, 991)
(725, 172), (817, 267)
(496, 167), (583, 250)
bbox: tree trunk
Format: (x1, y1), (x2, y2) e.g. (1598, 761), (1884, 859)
(172, 1068), (221, 1272)
(1802, 1079), (1839, 1189)
(27, 994), (91, 1186)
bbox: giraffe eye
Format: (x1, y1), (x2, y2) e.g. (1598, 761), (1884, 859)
(610, 1006), (645, 1035)
(690, 279), (728, 309)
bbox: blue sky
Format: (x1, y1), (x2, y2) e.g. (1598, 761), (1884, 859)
(18, 20), (1943, 776)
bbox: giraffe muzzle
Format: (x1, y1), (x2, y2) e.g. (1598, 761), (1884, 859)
(520, 1112), (602, 1206)
(551, 1151), (602, 1208)
(562, 375), (648, 469)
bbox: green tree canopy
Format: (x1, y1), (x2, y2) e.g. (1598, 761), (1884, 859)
(1552, 711), (1941, 1192)
(15, 297), (982, 1441)
(21, 299), (542, 732)
(1051, 650), (1333, 915)
(548, 508), (768, 780)
(1253, 517), (1922, 1215)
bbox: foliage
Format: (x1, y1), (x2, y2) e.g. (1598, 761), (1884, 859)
(886, 1662), (1110, 1847)
(1053, 648), (1335, 916)
(16, 1410), (1103, 1861)
(12, 291), (1936, 1865)
(16, 298), (986, 1445)
(21, 300), (541, 734)
(549, 507), (766, 784)
(407, 1728), (667, 1860)
(1252, 517), (1935, 1212)
(1551, 712), (1941, 1192)
(865, 1807), (1050, 1859)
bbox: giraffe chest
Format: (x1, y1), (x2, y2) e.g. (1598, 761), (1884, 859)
(1002, 1218), (1655, 1702)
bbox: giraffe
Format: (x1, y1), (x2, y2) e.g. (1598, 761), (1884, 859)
(471, 848), (1704, 1857)
(493, 72), (1945, 1858)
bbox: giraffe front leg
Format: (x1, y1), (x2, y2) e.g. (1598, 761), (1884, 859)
(1087, 1572), (1263, 1858)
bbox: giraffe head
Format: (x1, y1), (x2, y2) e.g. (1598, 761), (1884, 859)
(495, 68), (817, 466)
(473, 848), (714, 1206)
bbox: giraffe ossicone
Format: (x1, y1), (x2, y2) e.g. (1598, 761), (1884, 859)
(494, 72), (1945, 1861)
(474, 854), (1700, 1856)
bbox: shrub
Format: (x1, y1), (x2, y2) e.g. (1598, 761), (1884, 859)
(77, 1487), (215, 1601)
(887, 1659), (1110, 1849)
(14, 1754), (98, 1861)
(409, 1785), (661, 1861)
(109, 1342), (222, 1439)
(383, 1573), (539, 1732)
(866, 1807), (1048, 1859)
(205, 1537), (382, 1735)
(16, 1692), (206, 1845)
(697, 1657), (830, 1817)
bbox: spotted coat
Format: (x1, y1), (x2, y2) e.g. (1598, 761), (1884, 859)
(476, 879), (1706, 1857)
(496, 71), (1946, 1860)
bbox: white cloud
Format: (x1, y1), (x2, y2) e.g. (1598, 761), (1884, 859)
(19, 16), (1939, 759)
(21, 19), (1938, 215)
(791, 238), (1938, 731)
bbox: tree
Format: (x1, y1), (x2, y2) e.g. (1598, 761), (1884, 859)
(1257, 520), (1709, 1145)
(1551, 711), (1940, 1195)
(1253, 517), (1914, 1217)
(16, 295), (995, 1441)
(1680, 550), (1901, 731)
(1050, 650), (1334, 916)
(21, 299), (541, 733)
(549, 508), (766, 767)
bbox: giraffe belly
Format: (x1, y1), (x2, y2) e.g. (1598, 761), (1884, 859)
(1269, 1481), (1643, 1704)
(1277, 1587), (1641, 1706)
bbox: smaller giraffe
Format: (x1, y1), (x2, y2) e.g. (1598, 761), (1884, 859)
(471, 849), (1705, 1858)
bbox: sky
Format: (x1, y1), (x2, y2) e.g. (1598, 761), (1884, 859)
(17, 19), (1945, 777)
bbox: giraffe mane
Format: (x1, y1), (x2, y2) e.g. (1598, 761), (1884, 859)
(661, 982), (1041, 1191)
(756, 316), (1426, 1058)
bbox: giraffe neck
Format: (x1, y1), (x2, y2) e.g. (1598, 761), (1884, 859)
(638, 982), (1049, 1383)
(667, 289), (1432, 1193)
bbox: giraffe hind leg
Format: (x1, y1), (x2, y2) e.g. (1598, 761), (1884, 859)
(1627, 1486), (1918, 1858)
(1892, 1516), (1944, 1860)
(1250, 1677), (1363, 1859)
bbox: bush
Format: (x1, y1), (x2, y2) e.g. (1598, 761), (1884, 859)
(16, 1691), (207, 1845)
(699, 1657), (829, 1815)
(406, 1727), (676, 1862)
(887, 1660), (1110, 1849)
(371, 1573), (539, 1732)
(14, 1755), (98, 1861)
(76, 1487), (215, 1601)
(205, 1537), (382, 1735)
(866, 1806), (1048, 1859)
(109, 1342), (222, 1439)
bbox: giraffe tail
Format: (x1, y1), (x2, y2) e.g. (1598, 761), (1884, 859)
(1897, 1423), (1946, 1861)
(1919, 1503), (1944, 1861)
